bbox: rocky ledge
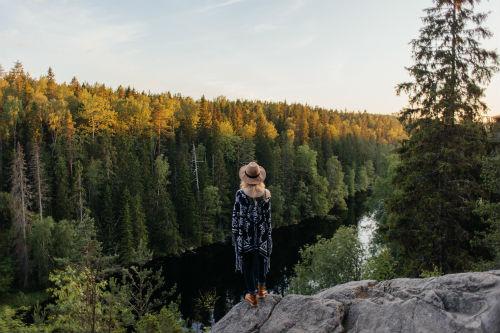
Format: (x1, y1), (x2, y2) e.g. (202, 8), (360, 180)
(213, 270), (500, 333)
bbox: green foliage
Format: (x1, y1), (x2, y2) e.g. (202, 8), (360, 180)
(149, 154), (180, 256)
(0, 306), (29, 333)
(289, 226), (363, 295)
(346, 167), (356, 197)
(0, 63), (401, 259)
(325, 156), (348, 212)
(473, 155), (500, 269)
(396, 0), (499, 128)
(0, 255), (14, 296)
(29, 217), (55, 287)
(200, 185), (221, 244)
(267, 185), (284, 227)
(194, 289), (219, 325)
(135, 304), (183, 333)
(47, 266), (109, 332)
(131, 194), (148, 250)
(420, 265), (443, 278)
(383, 121), (488, 275)
(120, 264), (173, 319)
(384, 0), (499, 276)
(174, 152), (200, 248)
(362, 247), (396, 281)
(294, 145), (330, 218)
(119, 189), (134, 263)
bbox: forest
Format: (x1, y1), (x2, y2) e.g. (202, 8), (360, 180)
(1, 0), (499, 331)
(0, 61), (404, 298)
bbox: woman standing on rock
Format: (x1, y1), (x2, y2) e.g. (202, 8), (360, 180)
(231, 161), (272, 307)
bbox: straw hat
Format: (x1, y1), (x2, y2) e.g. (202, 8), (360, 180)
(239, 161), (266, 185)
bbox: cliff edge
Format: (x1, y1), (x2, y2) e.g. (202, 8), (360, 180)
(213, 270), (500, 333)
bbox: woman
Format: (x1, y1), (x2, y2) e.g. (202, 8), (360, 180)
(231, 161), (272, 307)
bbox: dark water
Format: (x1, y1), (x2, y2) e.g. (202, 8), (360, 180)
(152, 193), (367, 326)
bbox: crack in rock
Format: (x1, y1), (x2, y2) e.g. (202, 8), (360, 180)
(213, 270), (500, 333)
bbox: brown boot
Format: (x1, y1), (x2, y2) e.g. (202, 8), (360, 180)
(257, 284), (268, 299)
(244, 293), (257, 307)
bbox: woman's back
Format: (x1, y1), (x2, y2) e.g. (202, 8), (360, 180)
(232, 161), (273, 306)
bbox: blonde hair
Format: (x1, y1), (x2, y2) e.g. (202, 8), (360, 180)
(240, 181), (266, 198)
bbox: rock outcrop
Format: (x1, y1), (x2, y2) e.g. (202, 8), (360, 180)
(213, 270), (500, 333)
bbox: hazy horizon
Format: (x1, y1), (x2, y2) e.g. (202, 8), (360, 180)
(1, 0), (499, 116)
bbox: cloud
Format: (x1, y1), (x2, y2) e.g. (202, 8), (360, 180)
(0, 0), (146, 81)
(198, 0), (247, 13)
(292, 35), (316, 48)
(283, 0), (308, 16)
(252, 23), (278, 33)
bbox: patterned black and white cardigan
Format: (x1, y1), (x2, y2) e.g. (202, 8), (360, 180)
(231, 188), (272, 275)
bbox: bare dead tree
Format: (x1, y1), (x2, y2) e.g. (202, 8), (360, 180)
(30, 141), (48, 223)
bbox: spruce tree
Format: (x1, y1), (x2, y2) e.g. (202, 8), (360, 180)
(397, 0), (498, 127)
(132, 193), (148, 250)
(53, 145), (71, 221)
(325, 156), (348, 213)
(174, 151), (200, 247)
(384, 0), (499, 275)
(119, 189), (134, 263)
(149, 154), (180, 255)
(10, 143), (31, 288)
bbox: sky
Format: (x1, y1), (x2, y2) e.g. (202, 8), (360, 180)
(0, 0), (499, 116)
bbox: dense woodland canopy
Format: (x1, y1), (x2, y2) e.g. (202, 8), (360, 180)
(0, 62), (405, 292)
(1, 1), (499, 331)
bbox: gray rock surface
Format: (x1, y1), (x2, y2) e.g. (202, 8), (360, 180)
(213, 270), (500, 333)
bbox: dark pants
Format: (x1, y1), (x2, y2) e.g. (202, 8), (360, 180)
(242, 250), (266, 295)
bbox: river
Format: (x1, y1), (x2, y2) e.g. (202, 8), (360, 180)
(152, 195), (373, 327)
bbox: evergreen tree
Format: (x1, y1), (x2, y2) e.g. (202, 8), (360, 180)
(356, 165), (369, 192)
(325, 156), (348, 212)
(149, 154), (180, 255)
(46, 67), (57, 100)
(53, 145), (71, 220)
(200, 185), (221, 244)
(267, 185), (285, 227)
(346, 167), (356, 198)
(119, 189), (134, 263)
(29, 216), (54, 287)
(71, 161), (85, 223)
(384, 0), (499, 275)
(99, 182), (115, 253)
(397, 0), (498, 127)
(10, 143), (31, 288)
(174, 151), (200, 247)
(132, 193), (148, 250)
(29, 141), (48, 223)
(0, 62), (405, 267)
